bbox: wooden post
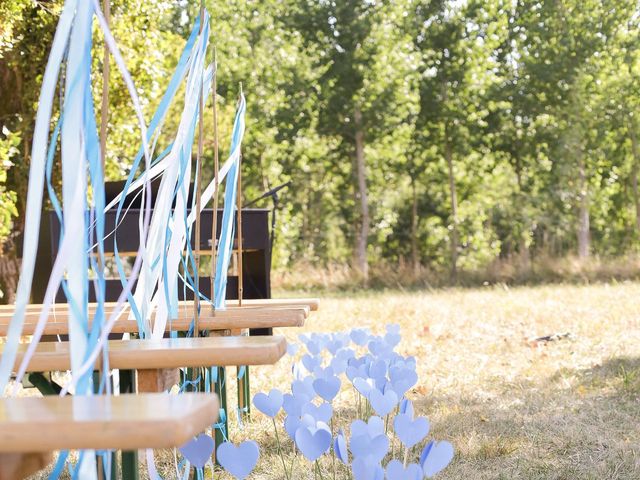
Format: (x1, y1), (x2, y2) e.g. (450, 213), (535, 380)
(193, 1), (205, 335)
(211, 49), (219, 312)
(236, 152), (243, 306)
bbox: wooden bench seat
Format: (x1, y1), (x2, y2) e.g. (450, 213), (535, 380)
(0, 306), (309, 336)
(0, 393), (218, 452)
(6, 336), (287, 373)
(0, 297), (320, 314)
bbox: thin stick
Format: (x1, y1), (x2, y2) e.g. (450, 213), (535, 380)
(210, 48), (219, 312)
(236, 150), (243, 306)
(272, 418), (290, 480)
(99, 0), (110, 173)
(193, 1), (205, 334)
(97, 3), (109, 477)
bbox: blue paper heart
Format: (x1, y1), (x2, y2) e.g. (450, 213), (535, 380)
(394, 413), (430, 448)
(386, 323), (401, 334)
(292, 376), (316, 399)
(385, 460), (422, 480)
(334, 429), (349, 465)
(179, 434), (214, 469)
(284, 413), (315, 440)
(330, 356), (348, 375)
(369, 340), (392, 357)
(313, 375), (341, 401)
(346, 364), (368, 382)
(420, 440), (454, 478)
(368, 359), (388, 380)
(353, 377), (375, 397)
(350, 434), (389, 462)
(216, 440), (259, 479)
(384, 332), (401, 347)
(368, 388), (398, 417)
(302, 401), (333, 423)
(307, 340), (322, 355)
(283, 392), (311, 417)
(350, 329), (370, 346)
(350, 416), (385, 439)
(287, 343), (300, 356)
(302, 354), (322, 373)
(295, 426), (332, 461)
(399, 398), (414, 417)
(352, 455), (385, 480)
(252, 388), (283, 418)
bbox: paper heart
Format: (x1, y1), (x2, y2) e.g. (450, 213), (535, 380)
(368, 359), (388, 380)
(385, 460), (422, 480)
(334, 429), (349, 465)
(368, 388), (398, 417)
(352, 455), (385, 480)
(330, 356), (348, 375)
(302, 354), (322, 373)
(399, 398), (414, 417)
(313, 375), (341, 401)
(384, 332), (401, 347)
(287, 343), (300, 356)
(179, 434), (215, 469)
(292, 376), (316, 399)
(353, 377), (375, 397)
(327, 339), (343, 355)
(336, 347), (355, 360)
(284, 413), (315, 440)
(302, 401), (333, 423)
(386, 323), (401, 334)
(350, 434), (389, 462)
(216, 440), (259, 479)
(368, 340), (392, 357)
(346, 364), (368, 382)
(350, 328), (370, 346)
(252, 388), (283, 418)
(295, 426), (332, 461)
(420, 440), (454, 478)
(394, 413), (430, 448)
(283, 392), (311, 417)
(306, 339), (322, 355)
(350, 416), (385, 439)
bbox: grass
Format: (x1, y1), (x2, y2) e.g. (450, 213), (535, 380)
(30, 282), (640, 479)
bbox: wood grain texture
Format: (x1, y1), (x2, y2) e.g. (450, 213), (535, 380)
(6, 335), (287, 372)
(0, 393), (218, 452)
(0, 305), (309, 336)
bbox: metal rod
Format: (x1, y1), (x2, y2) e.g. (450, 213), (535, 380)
(194, 1), (205, 334)
(210, 49), (219, 312)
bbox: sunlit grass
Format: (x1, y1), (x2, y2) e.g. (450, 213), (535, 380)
(30, 282), (640, 479)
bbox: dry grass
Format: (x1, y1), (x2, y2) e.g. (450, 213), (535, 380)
(31, 282), (640, 479)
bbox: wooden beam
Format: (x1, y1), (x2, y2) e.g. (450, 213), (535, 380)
(0, 298), (319, 314)
(0, 306), (308, 336)
(7, 335), (287, 372)
(0, 393), (218, 452)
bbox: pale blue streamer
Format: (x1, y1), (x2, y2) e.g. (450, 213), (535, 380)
(213, 94), (246, 308)
(0, 0), (80, 393)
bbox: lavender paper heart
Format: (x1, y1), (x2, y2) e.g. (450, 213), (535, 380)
(179, 434), (214, 469)
(216, 441), (259, 480)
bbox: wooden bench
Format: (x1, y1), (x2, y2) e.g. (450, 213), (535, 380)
(0, 305), (310, 336)
(0, 393), (218, 479)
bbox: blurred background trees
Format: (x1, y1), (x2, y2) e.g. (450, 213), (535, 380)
(2, 0), (640, 295)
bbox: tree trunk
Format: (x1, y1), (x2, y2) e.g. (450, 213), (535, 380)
(577, 156), (590, 259)
(353, 107), (369, 282)
(410, 178), (419, 275)
(629, 118), (640, 231)
(441, 80), (458, 280)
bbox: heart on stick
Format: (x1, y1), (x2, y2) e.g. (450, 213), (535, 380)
(252, 388), (283, 418)
(179, 434), (214, 469)
(216, 440), (259, 480)
(394, 413), (430, 448)
(294, 426), (332, 461)
(385, 459), (423, 480)
(420, 440), (455, 478)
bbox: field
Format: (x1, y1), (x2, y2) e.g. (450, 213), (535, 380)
(33, 282), (640, 479)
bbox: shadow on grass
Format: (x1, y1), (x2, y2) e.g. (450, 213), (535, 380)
(410, 356), (640, 480)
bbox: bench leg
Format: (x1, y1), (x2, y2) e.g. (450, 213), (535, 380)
(119, 369), (139, 480)
(212, 366), (227, 464)
(237, 366), (250, 420)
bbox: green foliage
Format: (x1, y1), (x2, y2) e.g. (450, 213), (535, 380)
(0, 127), (18, 242)
(2, 0), (640, 283)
